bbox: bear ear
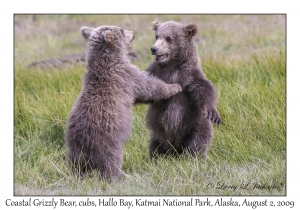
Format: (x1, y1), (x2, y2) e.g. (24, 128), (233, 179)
(152, 20), (160, 31)
(185, 23), (198, 37)
(102, 30), (114, 44)
(80, 27), (93, 40)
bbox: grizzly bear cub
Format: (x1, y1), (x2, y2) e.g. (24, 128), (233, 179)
(146, 20), (221, 160)
(65, 25), (182, 180)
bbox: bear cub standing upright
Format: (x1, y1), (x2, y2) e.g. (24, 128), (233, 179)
(65, 25), (182, 180)
(146, 20), (221, 159)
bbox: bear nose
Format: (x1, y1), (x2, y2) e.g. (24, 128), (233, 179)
(151, 47), (158, 55)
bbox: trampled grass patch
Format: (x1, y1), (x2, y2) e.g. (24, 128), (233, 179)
(14, 14), (285, 195)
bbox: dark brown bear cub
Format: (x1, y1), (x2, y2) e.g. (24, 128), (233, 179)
(146, 21), (221, 160)
(65, 25), (182, 180)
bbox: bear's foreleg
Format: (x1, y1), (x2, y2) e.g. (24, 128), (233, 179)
(186, 78), (221, 124)
(135, 72), (182, 103)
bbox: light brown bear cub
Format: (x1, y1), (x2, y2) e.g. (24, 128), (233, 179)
(65, 25), (182, 180)
(146, 21), (221, 160)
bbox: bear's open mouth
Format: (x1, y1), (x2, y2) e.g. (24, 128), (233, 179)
(156, 54), (168, 62)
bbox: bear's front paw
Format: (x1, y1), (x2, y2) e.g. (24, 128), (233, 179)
(163, 83), (182, 99)
(170, 83), (183, 94)
(203, 105), (221, 125)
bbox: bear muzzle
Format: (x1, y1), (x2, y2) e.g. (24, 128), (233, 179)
(151, 47), (168, 62)
(155, 54), (168, 62)
(151, 46), (158, 55)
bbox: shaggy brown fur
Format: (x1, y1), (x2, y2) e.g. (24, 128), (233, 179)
(146, 21), (221, 159)
(65, 25), (182, 180)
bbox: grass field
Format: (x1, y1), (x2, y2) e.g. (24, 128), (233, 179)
(14, 14), (286, 195)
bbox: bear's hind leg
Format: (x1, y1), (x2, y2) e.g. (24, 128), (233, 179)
(185, 125), (212, 160)
(149, 138), (169, 160)
(67, 146), (92, 178)
(91, 150), (123, 181)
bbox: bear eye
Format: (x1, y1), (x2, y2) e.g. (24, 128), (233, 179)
(166, 36), (172, 42)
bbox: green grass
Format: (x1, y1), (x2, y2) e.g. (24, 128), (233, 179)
(14, 14), (286, 195)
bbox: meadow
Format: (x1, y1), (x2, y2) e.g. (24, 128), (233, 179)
(14, 14), (286, 195)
